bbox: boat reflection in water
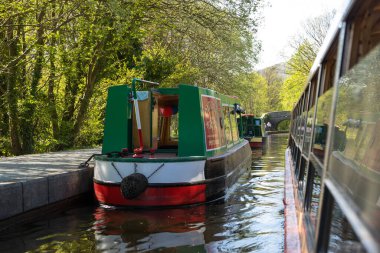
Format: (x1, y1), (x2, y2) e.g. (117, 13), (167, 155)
(93, 205), (207, 252)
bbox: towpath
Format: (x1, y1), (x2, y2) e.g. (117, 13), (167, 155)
(0, 148), (100, 221)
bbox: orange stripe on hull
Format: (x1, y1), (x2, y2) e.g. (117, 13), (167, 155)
(94, 182), (207, 207)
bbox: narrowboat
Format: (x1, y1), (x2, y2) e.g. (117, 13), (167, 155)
(284, 0), (380, 252)
(238, 114), (264, 148)
(94, 78), (252, 207)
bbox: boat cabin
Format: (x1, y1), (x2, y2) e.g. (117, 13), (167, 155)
(101, 84), (243, 158)
(238, 114), (263, 148)
(239, 114), (263, 138)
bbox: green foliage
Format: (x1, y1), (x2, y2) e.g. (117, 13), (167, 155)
(278, 40), (315, 111)
(0, 0), (263, 156)
(280, 71), (308, 110)
(279, 11), (334, 111)
(277, 119), (290, 131)
(234, 72), (270, 116)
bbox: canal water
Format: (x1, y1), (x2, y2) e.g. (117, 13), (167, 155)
(0, 135), (288, 253)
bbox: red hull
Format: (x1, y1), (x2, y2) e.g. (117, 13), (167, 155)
(249, 141), (263, 148)
(94, 182), (206, 207)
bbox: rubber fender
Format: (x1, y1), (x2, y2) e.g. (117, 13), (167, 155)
(120, 173), (148, 199)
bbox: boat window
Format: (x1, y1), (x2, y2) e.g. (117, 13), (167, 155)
(345, 1), (380, 72)
(328, 44), (380, 236)
(255, 119), (260, 126)
(230, 112), (239, 143)
(151, 96), (159, 150)
(246, 117), (253, 136)
(297, 156), (308, 198)
(309, 71), (319, 108)
(223, 107), (233, 146)
(297, 91), (309, 145)
(327, 202), (366, 253)
(304, 164), (321, 229)
(303, 74), (317, 155)
(241, 116), (257, 137)
(155, 95), (179, 149)
(169, 113), (179, 141)
(320, 39), (337, 94)
(253, 118), (262, 136)
(311, 49), (336, 164)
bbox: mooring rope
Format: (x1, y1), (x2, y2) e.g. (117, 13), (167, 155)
(134, 163), (137, 173)
(111, 162), (124, 180)
(109, 161), (165, 181)
(78, 153), (101, 168)
(147, 163), (165, 179)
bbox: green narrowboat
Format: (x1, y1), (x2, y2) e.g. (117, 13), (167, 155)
(94, 78), (252, 207)
(238, 114), (264, 148)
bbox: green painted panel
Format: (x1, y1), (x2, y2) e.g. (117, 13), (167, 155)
(102, 85), (131, 154)
(178, 84), (205, 156)
(254, 117), (263, 137)
(156, 87), (179, 95)
(95, 155), (206, 163)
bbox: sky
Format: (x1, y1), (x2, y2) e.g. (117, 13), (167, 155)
(255, 0), (345, 69)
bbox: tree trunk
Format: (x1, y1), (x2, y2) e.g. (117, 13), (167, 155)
(6, 19), (22, 155)
(48, 1), (59, 141)
(21, 7), (46, 153)
(72, 56), (103, 144)
(59, 55), (81, 149)
(0, 31), (9, 141)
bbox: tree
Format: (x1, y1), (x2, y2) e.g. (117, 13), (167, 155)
(0, 0), (263, 155)
(280, 10), (335, 110)
(261, 64), (285, 111)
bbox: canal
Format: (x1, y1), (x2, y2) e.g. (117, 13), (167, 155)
(0, 135), (288, 253)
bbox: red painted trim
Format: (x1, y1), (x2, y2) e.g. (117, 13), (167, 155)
(249, 141), (263, 148)
(94, 182), (206, 207)
(137, 129), (143, 148)
(284, 149), (301, 253)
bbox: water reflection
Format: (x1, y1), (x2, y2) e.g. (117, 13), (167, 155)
(0, 135), (288, 253)
(94, 206), (207, 252)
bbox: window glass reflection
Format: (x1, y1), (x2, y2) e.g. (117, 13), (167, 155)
(312, 89), (333, 162)
(169, 114), (179, 141)
(231, 113), (239, 143)
(223, 107), (233, 146)
(328, 202), (366, 253)
(328, 45), (380, 236)
(303, 107), (315, 155)
(310, 171), (321, 228)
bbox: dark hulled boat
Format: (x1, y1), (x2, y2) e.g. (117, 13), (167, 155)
(238, 114), (264, 148)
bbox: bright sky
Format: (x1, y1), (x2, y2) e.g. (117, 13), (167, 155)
(255, 0), (345, 69)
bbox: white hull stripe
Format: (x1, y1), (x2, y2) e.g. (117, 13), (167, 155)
(94, 160), (206, 184)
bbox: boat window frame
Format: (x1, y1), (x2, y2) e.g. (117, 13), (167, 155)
(289, 1), (380, 252)
(317, 12), (380, 252)
(223, 105), (234, 147)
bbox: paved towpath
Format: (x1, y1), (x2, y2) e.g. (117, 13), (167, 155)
(0, 148), (100, 220)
